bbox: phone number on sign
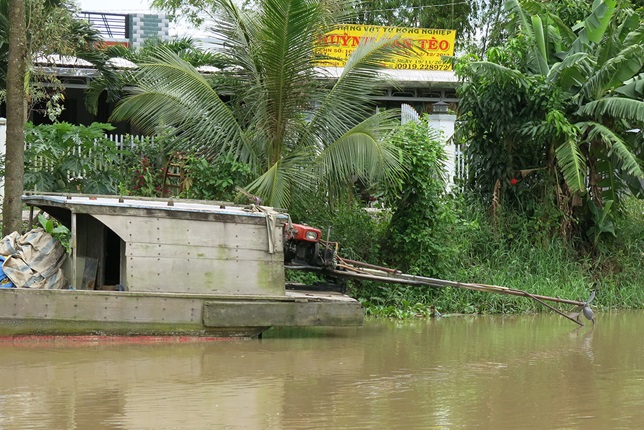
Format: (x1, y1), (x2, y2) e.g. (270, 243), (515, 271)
(392, 63), (452, 70)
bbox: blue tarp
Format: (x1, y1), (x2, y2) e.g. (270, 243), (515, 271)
(0, 256), (14, 288)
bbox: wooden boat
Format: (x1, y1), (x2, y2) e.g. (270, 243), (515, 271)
(0, 194), (363, 338)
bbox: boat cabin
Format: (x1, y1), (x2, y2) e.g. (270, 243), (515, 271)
(22, 194), (287, 296)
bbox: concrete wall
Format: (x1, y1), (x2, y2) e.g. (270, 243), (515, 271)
(401, 104), (458, 190)
(427, 113), (457, 190)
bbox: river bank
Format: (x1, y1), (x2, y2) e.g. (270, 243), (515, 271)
(291, 197), (643, 318)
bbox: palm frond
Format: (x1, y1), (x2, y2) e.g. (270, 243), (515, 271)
(466, 61), (529, 85)
(505, 0), (549, 75)
(306, 34), (399, 147)
(596, 13), (642, 65)
(571, 0), (616, 52)
(84, 70), (132, 114)
(581, 43), (644, 100)
(620, 20), (644, 49)
(505, 0), (534, 39)
(209, 0), (342, 168)
(530, 15), (550, 75)
(246, 150), (317, 208)
(520, 109), (577, 144)
(256, 0), (325, 160)
(547, 52), (592, 91)
(542, 12), (577, 45)
(82, 45), (135, 114)
(208, 0), (260, 73)
(615, 72), (644, 99)
(110, 47), (258, 164)
(315, 110), (404, 189)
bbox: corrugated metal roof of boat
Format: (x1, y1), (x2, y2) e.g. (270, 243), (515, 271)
(22, 195), (287, 218)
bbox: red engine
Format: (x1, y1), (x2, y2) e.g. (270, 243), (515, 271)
(285, 223), (321, 242)
(283, 223), (322, 265)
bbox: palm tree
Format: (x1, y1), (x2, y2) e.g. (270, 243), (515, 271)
(110, 0), (404, 208)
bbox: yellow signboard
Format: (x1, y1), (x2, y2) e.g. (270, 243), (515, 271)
(316, 25), (456, 71)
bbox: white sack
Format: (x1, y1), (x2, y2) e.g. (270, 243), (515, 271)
(0, 228), (68, 289)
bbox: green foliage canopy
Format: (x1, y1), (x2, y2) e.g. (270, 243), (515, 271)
(111, 0), (405, 209)
(381, 116), (452, 276)
(457, 0), (644, 241)
(23, 122), (125, 194)
(0, 0), (103, 115)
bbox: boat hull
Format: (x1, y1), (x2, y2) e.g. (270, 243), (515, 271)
(0, 288), (363, 339)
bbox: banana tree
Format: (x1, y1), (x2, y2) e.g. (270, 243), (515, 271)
(458, 0), (643, 237)
(541, 0), (643, 206)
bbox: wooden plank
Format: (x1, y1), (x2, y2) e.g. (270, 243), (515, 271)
(81, 257), (98, 290)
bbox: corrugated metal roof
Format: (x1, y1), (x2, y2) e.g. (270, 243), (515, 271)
(34, 55), (137, 70)
(315, 67), (457, 86)
(33, 55), (94, 68)
(34, 57), (457, 86)
(379, 69), (457, 84)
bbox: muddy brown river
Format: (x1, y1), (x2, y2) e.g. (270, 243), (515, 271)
(1, 311), (643, 429)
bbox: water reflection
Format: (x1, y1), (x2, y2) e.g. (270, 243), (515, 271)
(1, 312), (643, 429)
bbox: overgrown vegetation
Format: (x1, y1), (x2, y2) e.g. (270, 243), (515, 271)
(19, 111), (642, 319)
(380, 115), (454, 276)
(456, 0), (644, 243)
(9, 0), (641, 320)
(23, 122), (125, 194)
(284, 114), (643, 318)
(18, 122), (256, 202)
(313, 195), (644, 319)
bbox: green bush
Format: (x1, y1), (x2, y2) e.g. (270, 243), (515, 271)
(24, 122), (126, 194)
(289, 201), (390, 264)
(180, 153), (253, 202)
(381, 115), (456, 276)
(118, 135), (169, 197)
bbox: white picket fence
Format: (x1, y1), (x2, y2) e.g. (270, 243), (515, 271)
(4, 118), (466, 198)
(21, 134), (156, 188)
(105, 134), (155, 151)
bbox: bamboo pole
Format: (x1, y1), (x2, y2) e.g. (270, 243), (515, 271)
(286, 265), (586, 308)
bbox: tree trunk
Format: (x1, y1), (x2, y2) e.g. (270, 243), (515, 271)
(2, 0), (27, 235)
